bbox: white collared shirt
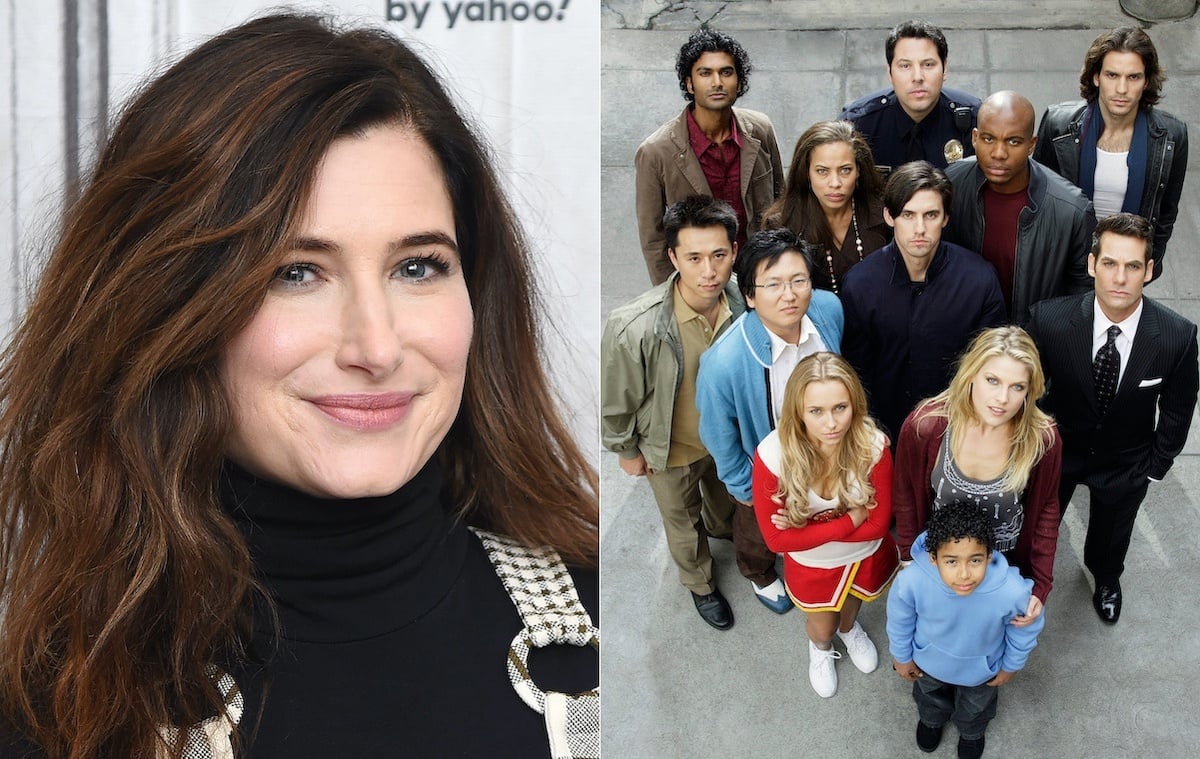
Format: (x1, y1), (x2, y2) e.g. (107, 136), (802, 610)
(1092, 296), (1143, 386)
(766, 314), (826, 423)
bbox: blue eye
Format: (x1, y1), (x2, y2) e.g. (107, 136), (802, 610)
(401, 260), (429, 279)
(273, 263), (319, 287)
(396, 256), (450, 281)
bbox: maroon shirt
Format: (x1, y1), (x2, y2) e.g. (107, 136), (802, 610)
(686, 107), (746, 248)
(981, 186), (1027, 315)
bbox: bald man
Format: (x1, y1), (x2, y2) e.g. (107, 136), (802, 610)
(944, 91), (1096, 324)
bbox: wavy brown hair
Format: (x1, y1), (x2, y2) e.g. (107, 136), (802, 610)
(1079, 27), (1165, 107)
(0, 13), (597, 758)
(772, 353), (882, 525)
(761, 120), (884, 253)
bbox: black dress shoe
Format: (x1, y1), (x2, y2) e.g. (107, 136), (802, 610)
(691, 589), (734, 630)
(1093, 582), (1122, 624)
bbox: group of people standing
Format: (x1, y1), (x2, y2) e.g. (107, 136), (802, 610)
(603, 18), (1196, 758)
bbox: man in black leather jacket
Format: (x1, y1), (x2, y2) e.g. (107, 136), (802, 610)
(944, 91), (1096, 326)
(1034, 27), (1187, 283)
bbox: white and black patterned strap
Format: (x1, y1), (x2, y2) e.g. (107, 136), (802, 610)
(158, 669), (242, 758)
(161, 533), (599, 759)
(473, 529), (600, 759)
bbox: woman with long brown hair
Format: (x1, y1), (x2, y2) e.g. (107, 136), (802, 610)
(761, 120), (889, 294)
(753, 352), (899, 698)
(893, 326), (1061, 627)
(0, 13), (597, 758)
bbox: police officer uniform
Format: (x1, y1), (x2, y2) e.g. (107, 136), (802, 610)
(840, 87), (980, 175)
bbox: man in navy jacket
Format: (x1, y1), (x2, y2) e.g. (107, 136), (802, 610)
(841, 161), (1006, 440)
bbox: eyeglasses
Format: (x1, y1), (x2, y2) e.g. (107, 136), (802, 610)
(754, 277), (811, 295)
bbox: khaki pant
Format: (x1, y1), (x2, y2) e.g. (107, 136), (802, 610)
(645, 455), (737, 594)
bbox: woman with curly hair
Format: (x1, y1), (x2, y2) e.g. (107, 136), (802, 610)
(893, 326), (1062, 629)
(0, 13), (597, 759)
(761, 120), (889, 294)
(752, 352), (899, 698)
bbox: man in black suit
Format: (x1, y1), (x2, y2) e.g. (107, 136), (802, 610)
(1028, 212), (1198, 624)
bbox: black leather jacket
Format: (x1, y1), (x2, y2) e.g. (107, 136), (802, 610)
(944, 157), (1096, 326)
(1035, 100), (1188, 281)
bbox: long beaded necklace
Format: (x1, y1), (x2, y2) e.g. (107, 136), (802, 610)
(825, 199), (863, 295)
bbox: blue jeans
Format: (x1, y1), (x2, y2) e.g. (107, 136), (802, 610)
(912, 672), (999, 739)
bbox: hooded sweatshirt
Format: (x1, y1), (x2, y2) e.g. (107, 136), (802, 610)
(886, 530), (1045, 687)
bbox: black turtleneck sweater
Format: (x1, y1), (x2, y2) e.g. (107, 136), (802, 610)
(220, 460), (598, 757)
(1, 461), (599, 758)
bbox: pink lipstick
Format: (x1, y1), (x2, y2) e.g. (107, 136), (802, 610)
(310, 392), (413, 430)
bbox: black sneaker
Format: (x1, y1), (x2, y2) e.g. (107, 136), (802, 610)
(958, 734), (986, 759)
(916, 721), (943, 752)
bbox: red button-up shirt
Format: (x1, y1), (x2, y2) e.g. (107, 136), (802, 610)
(686, 108), (746, 248)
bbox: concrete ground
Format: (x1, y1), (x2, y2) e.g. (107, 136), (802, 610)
(600, 3), (1200, 757)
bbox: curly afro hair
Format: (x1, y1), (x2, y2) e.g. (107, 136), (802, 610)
(926, 500), (994, 557)
(675, 28), (752, 102)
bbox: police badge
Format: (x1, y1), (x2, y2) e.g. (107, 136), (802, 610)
(944, 139), (964, 163)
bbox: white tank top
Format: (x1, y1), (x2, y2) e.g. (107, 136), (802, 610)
(1092, 148), (1129, 220)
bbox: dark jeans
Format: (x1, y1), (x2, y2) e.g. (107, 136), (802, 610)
(912, 672), (998, 740)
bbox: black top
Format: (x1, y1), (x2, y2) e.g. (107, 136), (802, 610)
(0, 462), (598, 757)
(840, 240), (1007, 440)
(224, 460), (598, 757)
(841, 87), (981, 173)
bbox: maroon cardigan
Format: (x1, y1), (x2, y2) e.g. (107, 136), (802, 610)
(893, 401), (1063, 602)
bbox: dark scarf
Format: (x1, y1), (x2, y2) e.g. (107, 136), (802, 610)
(1079, 100), (1147, 214)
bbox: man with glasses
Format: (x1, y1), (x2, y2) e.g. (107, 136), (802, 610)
(696, 228), (844, 614)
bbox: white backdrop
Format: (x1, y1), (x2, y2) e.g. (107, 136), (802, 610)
(0, 0), (599, 451)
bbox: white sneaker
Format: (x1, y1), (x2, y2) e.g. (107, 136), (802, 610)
(808, 640), (841, 698)
(837, 621), (879, 673)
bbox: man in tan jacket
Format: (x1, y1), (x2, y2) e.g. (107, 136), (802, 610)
(635, 29), (784, 285)
(602, 196), (745, 629)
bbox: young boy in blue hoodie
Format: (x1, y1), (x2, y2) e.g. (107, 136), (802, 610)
(887, 501), (1045, 759)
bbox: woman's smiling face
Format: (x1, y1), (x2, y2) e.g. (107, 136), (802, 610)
(221, 125), (473, 499)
